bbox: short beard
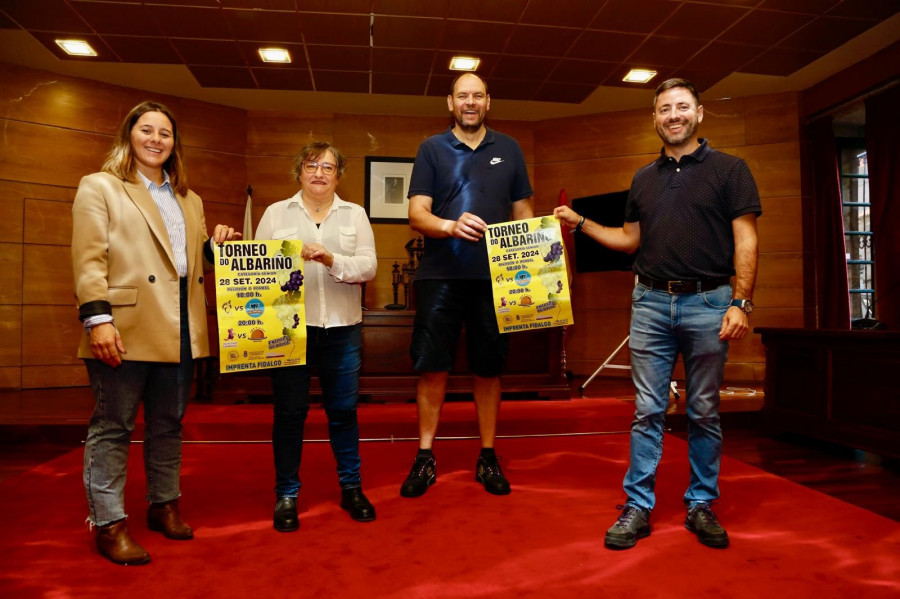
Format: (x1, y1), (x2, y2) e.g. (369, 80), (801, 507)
(656, 118), (697, 146)
(454, 113), (484, 133)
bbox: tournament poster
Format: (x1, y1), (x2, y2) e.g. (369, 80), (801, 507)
(214, 240), (307, 373)
(486, 216), (574, 333)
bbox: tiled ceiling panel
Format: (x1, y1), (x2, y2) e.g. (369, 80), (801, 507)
(778, 16), (876, 52)
(223, 8), (303, 43)
(2, 0), (897, 105)
(189, 65), (257, 88)
(717, 10), (815, 46)
(372, 16), (443, 49)
(759, 0), (842, 14)
(252, 67), (314, 91)
(740, 47), (825, 76)
(568, 31), (646, 62)
(627, 37), (708, 68)
(504, 26), (580, 58)
(590, 0), (681, 34)
(299, 13), (370, 46)
(520, 0), (602, 29)
(307, 45), (369, 71)
(103, 36), (183, 64)
(446, 0), (529, 22)
(442, 20), (515, 54)
(172, 39), (246, 67)
(656, 4), (751, 40)
(372, 48), (434, 74)
(70, 2), (160, 36)
(146, 6), (232, 40)
(547, 60), (619, 85)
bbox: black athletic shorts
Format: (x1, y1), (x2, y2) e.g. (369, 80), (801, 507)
(410, 279), (508, 377)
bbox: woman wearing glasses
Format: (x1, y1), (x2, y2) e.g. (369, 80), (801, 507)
(255, 142), (378, 531)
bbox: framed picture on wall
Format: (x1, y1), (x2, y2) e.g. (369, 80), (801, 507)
(364, 156), (415, 224)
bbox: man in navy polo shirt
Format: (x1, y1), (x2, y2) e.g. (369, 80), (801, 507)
(400, 73), (534, 498)
(555, 78), (761, 549)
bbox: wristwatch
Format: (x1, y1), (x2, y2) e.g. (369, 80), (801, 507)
(730, 299), (753, 314)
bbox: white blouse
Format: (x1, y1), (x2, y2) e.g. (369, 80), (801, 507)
(255, 191), (377, 328)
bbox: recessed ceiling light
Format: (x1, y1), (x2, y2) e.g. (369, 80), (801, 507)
(449, 56), (480, 71)
(55, 40), (97, 57)
(258, 48), (291, 63)
(623, 69), (657, 84)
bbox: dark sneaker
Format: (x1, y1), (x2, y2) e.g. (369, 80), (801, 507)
(685, 503), (729, 548)
(400, 454), (436, 497)
(475, 455), (511, 495)
(604, 504), (651, 549)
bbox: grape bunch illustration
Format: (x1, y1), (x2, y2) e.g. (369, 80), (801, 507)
(543, 241), (563, 263)
(281, 270), (304, 292)
(292, 314), (300, 329)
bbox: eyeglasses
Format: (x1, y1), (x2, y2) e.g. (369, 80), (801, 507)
(302, 161), (337, 175)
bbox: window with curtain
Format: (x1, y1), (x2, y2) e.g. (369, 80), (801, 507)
(837, 138), (873, 321)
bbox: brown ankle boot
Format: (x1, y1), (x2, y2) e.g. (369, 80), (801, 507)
(147, 499), (193, 540)
(96, 520), (151, 565)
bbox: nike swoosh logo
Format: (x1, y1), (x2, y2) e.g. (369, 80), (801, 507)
(490, 157), (504, 165)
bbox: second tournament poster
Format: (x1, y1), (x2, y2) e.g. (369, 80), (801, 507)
(485, 216), (573, 333)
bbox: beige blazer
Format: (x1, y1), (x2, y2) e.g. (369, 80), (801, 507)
(72, 172), (213, 363)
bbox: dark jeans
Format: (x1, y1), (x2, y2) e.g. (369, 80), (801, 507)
(270, 323), (363, 497)
(83, 277), (192, 526)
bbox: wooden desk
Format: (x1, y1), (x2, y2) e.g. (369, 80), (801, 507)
(198, 309), (571, 402)
(756, 327), (900, 458)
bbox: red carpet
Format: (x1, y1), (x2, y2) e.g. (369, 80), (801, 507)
(1, 400), (898, 598)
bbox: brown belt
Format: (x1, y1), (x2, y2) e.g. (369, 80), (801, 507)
(637, 275), (731, 294)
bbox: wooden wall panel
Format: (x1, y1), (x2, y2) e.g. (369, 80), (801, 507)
(246, 155), (297, 207)
(0, 63), (247, 155)
(201, 199), (249, 239)
(535, 111), (660, 162)
(757, 196), (802, 253)
(182, 149), (247, 205)
(246, 110), (334, 156)
(745, 93), (802, 146)
(333, 114), (448, 158)
(489, 120), (535, 163)
(0, 305), (22, 366)
(23, 245), (72, 305)
(700, 97), (747, 149)
(570, 271), (635, 310)
(171, 97), (247, 155)
(754, 253), (804, 308)
(728, 142), (802, 199)
(0, 367), (20, 390)
(0, 120), (108, 188)
(337, 157), (366, 207)
(23, 198), (73, 246)
(22, 305), (82, 366)
(0, 184), (25, 243)
(0, 63), (138, 135)
(0, 243), (23, 305)
(21, 365), (88, 389)
(533, 155), (654, 211)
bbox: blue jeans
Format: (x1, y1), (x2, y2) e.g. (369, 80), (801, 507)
(83, 278), (193, 526)
(271, 324), (363, 497)
(622, 282), (731, 512)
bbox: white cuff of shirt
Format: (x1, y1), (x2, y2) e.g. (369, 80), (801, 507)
(84, 314), (114, 333)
